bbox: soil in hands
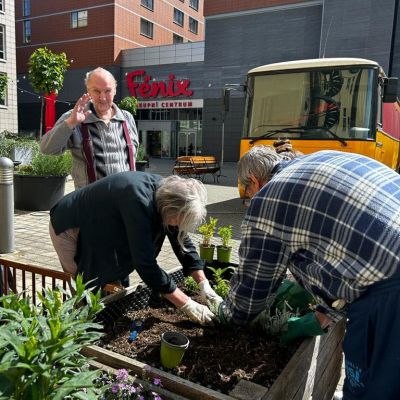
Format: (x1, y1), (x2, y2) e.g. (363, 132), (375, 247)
(98, 291), (298, 395)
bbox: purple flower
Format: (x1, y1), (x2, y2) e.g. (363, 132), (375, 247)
(116, 369), (129, 382)
(153, 378), (162, 387)
(128, 385), (137, 394)
(111, 384), (120, 393)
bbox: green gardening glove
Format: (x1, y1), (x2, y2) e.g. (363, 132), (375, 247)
(273, 279), (314, 314)
(280, 312), (326, 345)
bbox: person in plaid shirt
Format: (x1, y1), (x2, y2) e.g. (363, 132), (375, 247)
(212, 146), (400, 400)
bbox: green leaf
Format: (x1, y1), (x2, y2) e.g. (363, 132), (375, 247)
(0, 329), (26, 358)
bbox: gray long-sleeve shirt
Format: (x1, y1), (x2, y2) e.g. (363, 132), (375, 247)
(40, 102), (139, 188)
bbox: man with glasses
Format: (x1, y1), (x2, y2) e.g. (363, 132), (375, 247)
(40, 67), (139, 189)
(211, 145), (400, 400)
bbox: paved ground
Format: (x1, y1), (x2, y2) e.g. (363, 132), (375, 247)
(1, 158), (245, 286)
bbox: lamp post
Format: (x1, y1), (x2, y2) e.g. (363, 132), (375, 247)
(220, 84), (246, 167)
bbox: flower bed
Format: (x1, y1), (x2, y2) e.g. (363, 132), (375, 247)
(83, 268), (345, 400)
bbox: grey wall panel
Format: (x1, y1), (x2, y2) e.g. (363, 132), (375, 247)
(204, 5), (322, 71)
(321, 0), (396, 73)
(202, 97), (245, 162)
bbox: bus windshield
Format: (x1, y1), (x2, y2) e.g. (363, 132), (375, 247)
(244, 67), (377, 142)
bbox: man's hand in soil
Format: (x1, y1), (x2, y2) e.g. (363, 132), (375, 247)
(280, 312), (326, 345)
(199, 279), (223, 304)
(179, 299), (215, 325)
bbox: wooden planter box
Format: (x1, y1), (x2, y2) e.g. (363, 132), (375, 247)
(83, 268), (345, 400)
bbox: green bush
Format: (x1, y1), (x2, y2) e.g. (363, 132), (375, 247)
(118, 96), (138, 116)
(15, 151), (72, 177)
(0, 275), (105, 399)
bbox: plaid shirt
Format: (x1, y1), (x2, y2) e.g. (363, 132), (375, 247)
(223, 150), (400, 324)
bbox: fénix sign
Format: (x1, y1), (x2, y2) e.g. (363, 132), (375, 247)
(126, 70), (193, 98)
(138, 99), (203, 109)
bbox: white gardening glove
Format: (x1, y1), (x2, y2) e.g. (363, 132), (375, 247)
(179, 298), (215, 325)
(199, 279), (223, 304)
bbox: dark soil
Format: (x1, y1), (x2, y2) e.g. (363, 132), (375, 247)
(97, 289), (299, 395)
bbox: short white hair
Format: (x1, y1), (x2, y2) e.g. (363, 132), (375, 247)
(84, 67), (117, 88)
(156, 175), (207, 247)
(238, 145), (283, 186)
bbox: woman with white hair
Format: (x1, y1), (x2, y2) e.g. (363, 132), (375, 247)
(49, 172), (221, 325)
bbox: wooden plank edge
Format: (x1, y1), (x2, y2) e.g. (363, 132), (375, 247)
(262, 318), (345, 399)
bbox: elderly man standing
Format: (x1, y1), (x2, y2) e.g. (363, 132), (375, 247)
(40, 67), (138, 189)
(211, 146), (400, 400)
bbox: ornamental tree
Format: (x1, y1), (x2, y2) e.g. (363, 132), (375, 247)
(28, 47), (69, 136)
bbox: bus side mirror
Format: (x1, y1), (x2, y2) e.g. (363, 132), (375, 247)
(383, 77), (398, 103)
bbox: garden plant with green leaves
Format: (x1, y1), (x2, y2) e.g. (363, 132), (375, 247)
(0, 275), (104, 400)
(198, 217), (218, 247)
(16, 150), (72, 177)
(118, 96), (138, 116)
(0, 74), (8, 101)
(206, 266), (235, 299)
(217, 225), (233, 249)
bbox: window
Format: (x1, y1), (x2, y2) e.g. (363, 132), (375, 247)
(140, 18), (153, 38)
(0, 73), (7, 107)
(23, 0), (30, 16)
(0, 24), (4, 59)
(140, 0), (153, 11)
(0, 0), (4, 13)
(174, 8), (184, 27)
(173, 33), (183, 44)
(71, 10), (88, 29)
(189, 0), (198, 11)
(189, 17), (198, 34)
(23, 20), (31, 43)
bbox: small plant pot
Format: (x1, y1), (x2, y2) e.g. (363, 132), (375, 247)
(135, 160), (147, 172)
(199, 244), (215, 263)
(217, 246), (232, 264)
(160, 331), (189, 369)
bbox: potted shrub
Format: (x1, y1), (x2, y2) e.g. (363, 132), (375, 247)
(135, 143), (148, 172)
(198, 216), (218, 263)
(14, 150), (72, 211)
(216, 224), (233, 264)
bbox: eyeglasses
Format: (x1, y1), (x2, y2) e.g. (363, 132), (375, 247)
(242, 182), (251, 207)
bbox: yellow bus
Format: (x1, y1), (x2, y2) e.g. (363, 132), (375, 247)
(240, 58), (400, 195)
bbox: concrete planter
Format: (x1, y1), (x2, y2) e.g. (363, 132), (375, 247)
(14, 174), (66, 211)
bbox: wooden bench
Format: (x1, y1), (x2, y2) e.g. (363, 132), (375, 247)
(173, 156), (221, 182)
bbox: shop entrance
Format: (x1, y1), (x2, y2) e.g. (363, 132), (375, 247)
(146, 130), (173, 158)
(138, 121), (176, 159)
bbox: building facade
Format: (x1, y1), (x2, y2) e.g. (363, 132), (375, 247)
(0, 0), (18, 133)
(15, 0), (204, 72)
(16, 0), (400, 161)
